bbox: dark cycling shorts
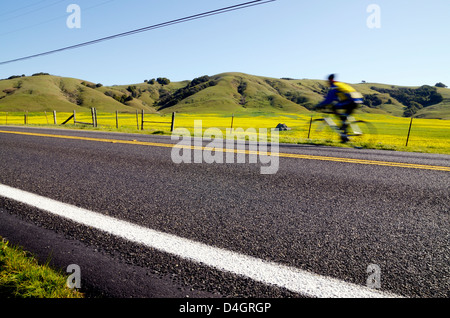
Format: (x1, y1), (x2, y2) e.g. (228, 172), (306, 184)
(332, 100), (358, 116)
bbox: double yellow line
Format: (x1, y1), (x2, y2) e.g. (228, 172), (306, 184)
(1, 129), (449, 172)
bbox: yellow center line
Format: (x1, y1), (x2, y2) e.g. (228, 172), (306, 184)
(1, 129), (449, 172)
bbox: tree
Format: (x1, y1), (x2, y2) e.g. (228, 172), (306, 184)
(403, 101), (422, 117)
(189, 75), (210, 87)
(435, 82), (447, 88)
(371, 85), (443, 108)
(157, 77), (170, 85)
(363, 94), (383, 108)
(156, 77), (217, 110)
(127, 85), (138, 97)
(32, 72), (50, 76)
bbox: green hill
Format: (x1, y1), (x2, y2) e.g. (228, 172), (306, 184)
(0, 75), (156, 113)
(0, 73), (448, 119)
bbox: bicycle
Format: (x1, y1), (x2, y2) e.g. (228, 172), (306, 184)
(306, 111), (377, 146)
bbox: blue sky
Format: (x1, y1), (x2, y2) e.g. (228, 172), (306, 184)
(0, 0), (449, 87)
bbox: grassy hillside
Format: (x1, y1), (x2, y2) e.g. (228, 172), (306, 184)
(414, 87), (450, 119)
(1, 73), (448, 119)
(155, 73), (317, 114)
(0, 75), (180, 114)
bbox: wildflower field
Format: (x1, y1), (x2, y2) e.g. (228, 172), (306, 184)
(1, 111), (449, 154)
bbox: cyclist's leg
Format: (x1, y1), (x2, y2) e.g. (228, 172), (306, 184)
(331, 104), (341, 116)
(345, 101), (358, 117)
(335, 102), (351, 131)
(332, 103), (350, 143)
(334, 102), (357, 143)
(341, 103), (354, 130)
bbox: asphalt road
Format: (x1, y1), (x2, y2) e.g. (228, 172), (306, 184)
(0, 126), (448, 300)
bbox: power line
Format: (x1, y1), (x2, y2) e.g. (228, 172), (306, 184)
(0, 0), (117, 38)
(0, 0), (276, 66)
(0, 0), (48, 18)
(0, 0), (67, 24)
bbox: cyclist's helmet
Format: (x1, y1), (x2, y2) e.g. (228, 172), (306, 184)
(328, 74), (336, 82)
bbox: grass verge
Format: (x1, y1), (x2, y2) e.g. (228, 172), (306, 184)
(0, 237), (84, 298)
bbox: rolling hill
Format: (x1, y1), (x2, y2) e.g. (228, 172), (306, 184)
(0, 72), (449, 119)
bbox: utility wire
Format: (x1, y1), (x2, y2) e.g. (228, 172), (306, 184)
(0, 0), (67, 24)
(0, 0), (48, 18)
(0, 0), (117, 38)
(0, 0), (275, 66)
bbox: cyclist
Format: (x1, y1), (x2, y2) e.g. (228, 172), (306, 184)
(315, 74), (363, 142)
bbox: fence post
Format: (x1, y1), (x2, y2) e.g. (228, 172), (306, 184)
(91, 108), (95, 127)
(88, 108), (97, 128)
(135, 110), (139, 130)
(53, 111), (57, 125)
(116, 111), (119, 129)
(307, 116), (313, 139)
(406, 117), (413, 147)
(73, 110), (77, 126)
(141, 110), (145, 131)
(231, 113), (234, 129)
(171, 112), (176, 132)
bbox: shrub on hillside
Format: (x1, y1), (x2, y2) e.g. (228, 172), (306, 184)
(127, 85), (139, 98)
(7, 75), (24, 80)
(157, 76), (217, 110)
(404, 101), (423, 117)
(371, 85), (443, 108)
(32, 72), (50, 76)
(157, 77), (171, 85)
(104, 91), (133, 104)
(363, 94), (383, 108)
(2, 88), (17, 95)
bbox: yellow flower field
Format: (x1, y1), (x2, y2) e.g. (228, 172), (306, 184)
(1, 111), (449, 154)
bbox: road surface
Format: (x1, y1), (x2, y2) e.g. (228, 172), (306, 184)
(0, 126), (448, 300)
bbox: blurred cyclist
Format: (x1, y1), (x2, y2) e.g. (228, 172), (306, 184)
(315, 74), (363, 142)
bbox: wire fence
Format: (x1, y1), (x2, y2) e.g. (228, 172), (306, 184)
(0, 110), (449, 153)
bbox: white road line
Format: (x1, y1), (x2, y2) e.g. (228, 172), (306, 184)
(0, 183), (401, 298)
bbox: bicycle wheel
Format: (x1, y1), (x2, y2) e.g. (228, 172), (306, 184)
(347, 120), (377, 146)
(307, 118), (340, 143)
